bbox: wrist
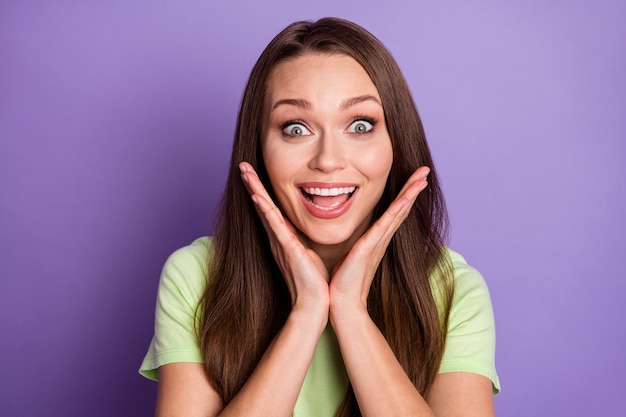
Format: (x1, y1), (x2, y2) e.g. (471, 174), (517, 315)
(328, 299), (370, 328)
(289, 300), (329, 335)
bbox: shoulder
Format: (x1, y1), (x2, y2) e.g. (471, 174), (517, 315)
(445, 248), (491, 308)
(163, 236), (213, 275)
(440, 248), (494, 331)
(438, 248), (500, 393)
(431, 248), (490, 312)
(139, 237), (214, 380)
(157, 237), (214, 309)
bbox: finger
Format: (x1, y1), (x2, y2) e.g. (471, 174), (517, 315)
(250, 192), (306, 269)
(251, 193), (291, 239)
(239, 161), (282, 226)
(395, 166), (430, 203)
(239, 162), (276, 205)
(240, 162), (298, 235)
(375, 166), (430, 232)
(356, 168), (429, 255)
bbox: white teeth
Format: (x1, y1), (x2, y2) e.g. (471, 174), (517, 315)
(302, 186), (356, 196)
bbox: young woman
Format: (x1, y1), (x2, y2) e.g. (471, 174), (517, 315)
(140, 17), (500, 417)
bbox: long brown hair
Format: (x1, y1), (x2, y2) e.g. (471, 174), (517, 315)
(197, 17), (454, 415)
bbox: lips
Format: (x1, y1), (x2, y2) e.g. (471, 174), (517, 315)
(298, 183), (358, 219)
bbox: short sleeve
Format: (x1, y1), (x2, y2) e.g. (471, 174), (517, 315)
(438, 249), (500, 394)
(138, 237), (211, 381)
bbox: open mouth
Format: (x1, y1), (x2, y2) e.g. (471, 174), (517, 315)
(300, 186), (357, 210)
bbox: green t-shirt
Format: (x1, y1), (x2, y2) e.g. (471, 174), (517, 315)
(140, 237), (500, 415)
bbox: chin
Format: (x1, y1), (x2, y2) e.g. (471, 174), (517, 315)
(299, 223), (362, 248)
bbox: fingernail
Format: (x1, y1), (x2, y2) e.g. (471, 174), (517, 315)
(419, 167), (430, 180)
(239, 162), (247, 173)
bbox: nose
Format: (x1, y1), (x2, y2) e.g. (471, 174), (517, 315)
(308, 132), (348, 173)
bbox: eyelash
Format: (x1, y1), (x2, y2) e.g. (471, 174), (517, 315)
(279, 116), (378, 137)
(352, 115), (377, 124)
(280, 119), (305, 130)
(349, 116), (377, 133)
(279, 120), (309, 138)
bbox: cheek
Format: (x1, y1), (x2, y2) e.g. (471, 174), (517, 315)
(357, 141), (394, 180)
(261, 143), (301, 213)
(261, 139), (282, 182)
(263, 144), (290, 185)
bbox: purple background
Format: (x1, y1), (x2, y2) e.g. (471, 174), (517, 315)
(1, 1), (624, 416)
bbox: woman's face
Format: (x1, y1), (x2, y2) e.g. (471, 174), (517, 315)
(261, 53), (393, 254)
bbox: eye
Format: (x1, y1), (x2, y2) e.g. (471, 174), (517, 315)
(282, 122), (311, 137)
(347, 118), (375, 134)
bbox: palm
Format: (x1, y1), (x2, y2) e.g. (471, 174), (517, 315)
(329, 166), (430, 308)
(240, 162), (330, 309)
(240, 161), (430, 312)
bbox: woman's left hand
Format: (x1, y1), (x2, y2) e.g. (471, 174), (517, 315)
(328, 166), (430, 311)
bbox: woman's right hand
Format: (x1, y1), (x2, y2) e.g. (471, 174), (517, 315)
(239, 162), (330, 319)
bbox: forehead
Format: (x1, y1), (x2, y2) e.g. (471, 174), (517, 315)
(265, 53), (380, 102)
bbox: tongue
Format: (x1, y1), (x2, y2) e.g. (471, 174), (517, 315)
(311, 194), (349, 208)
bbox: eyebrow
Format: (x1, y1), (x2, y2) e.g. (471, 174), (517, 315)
(271, 98), (311, 110)
(270, 95), (382, 111)
(340, 95), (382, 110)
